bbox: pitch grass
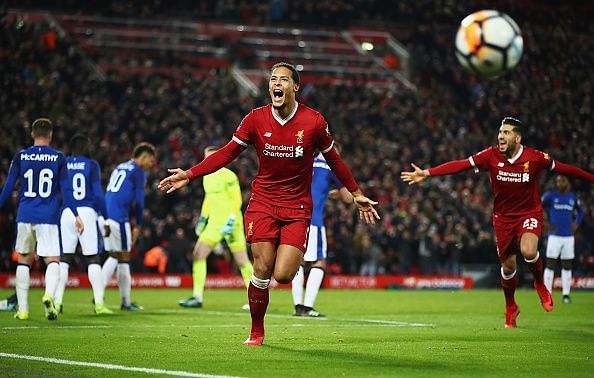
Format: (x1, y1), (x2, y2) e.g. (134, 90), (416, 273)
(0, 288), (592, 377)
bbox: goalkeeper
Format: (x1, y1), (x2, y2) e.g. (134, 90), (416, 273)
(179, 146), (254, 308)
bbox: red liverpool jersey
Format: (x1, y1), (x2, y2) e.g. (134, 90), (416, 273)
(232, 103), (334, 210)
(470, 145), (554, 217)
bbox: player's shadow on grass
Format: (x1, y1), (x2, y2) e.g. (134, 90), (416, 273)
(266, 344), (446, 371)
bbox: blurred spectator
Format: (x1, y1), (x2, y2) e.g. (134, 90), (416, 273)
(144, 242), (169, 274)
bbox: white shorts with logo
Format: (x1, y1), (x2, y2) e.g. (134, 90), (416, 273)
(304, 225), (327, 262)
(546, 235), (575, 260)
(60, 206), (101, 255)
(15, 223), (60, 257)
(104, 219), (132, 253)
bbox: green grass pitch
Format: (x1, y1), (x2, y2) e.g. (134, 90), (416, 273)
(0, 288), (592, 377)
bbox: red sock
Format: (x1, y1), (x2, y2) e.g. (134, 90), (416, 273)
(248, 282), (269, 336)
(527, 255), (544, 284)
(500, 274), (518, 307)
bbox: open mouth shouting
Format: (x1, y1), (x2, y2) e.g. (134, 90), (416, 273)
(271, 88), (284, 105)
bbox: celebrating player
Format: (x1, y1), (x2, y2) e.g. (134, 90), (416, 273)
(102, 142), (156, 311)
(0, 118), (83, 320)
(178, 146), (254, 309)
(401, 117), (594, 328)
(542, 175), (584, 303)
(54, 134), (113, 315)
(292, 151), (352, 317)
(159, 62), (379, 346)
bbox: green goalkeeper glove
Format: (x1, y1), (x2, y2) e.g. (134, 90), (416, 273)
(194, 215), (208, 237)
(221, 214), (236, 236)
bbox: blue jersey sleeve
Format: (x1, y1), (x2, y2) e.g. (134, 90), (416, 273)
(91, 160), (107, 217)
(575, 196), (584, 225)
(541, 192), (552, 210)
(132, 169), (146, 226)
(0, 153), (20, 209)
(330, 171), (343, 190)
(59, 155), (79, 217)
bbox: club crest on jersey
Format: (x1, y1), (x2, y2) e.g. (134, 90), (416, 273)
(247, 221), (254, 236)
(523, 161), (530, 172)
(295, 130), (304, 144)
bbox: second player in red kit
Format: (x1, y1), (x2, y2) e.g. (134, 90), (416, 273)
(402, 117), (594, 328)
(159, 62), (379, 346)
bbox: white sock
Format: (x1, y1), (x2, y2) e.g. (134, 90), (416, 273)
(250, 275), (270, 290)
(44, 262), (60, 298)
(291, 266), (304, 306)
(501, 268), (516, 280)
(16, 264), (30, 312)
(54, 262), (70, 305)
(561, 269), (572, 296)
(88, 263), (105, 305)
(0, 299), (7, 311)
(304, 267), (325, 308)
(543, 268), (554, 294)
(117, 263), (131, 306)
(102, 257), (118, 289)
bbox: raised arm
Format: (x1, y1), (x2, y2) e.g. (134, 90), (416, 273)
(158, 140), (246, 194)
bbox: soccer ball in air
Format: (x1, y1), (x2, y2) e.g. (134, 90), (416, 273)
(455, 10), (523, 78)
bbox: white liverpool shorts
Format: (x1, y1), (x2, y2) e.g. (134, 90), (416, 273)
(103, 219), (132, 253)
(546, 235), (575, 260)
(304, 225), (327, 262)
(15, 223), (60, 257)
(60, 206), (101, 255)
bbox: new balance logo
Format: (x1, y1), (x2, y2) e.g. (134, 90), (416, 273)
(263, 132), (272, 137)
(497, 162), (504, 167)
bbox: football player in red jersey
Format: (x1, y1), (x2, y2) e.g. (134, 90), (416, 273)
(401, 117), (594, 328)
(159, 62), (379, 345)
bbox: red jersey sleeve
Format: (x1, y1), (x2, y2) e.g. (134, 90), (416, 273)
(314, 114), (334, 153)
(232, 111), (254, 147)
(533, 149), (554, 172)
(469, 146), (493, 172)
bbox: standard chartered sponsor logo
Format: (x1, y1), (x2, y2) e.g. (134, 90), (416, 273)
(263, 143), (303, 158)
(496, 170), (529, 183)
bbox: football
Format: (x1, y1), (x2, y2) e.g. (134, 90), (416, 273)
(455, 10), (523, 77)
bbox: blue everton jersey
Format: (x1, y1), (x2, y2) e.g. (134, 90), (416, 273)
(64, 156), (107, 216)
(0, 145), (70, 224)
(105, 160), (146, 224)
(310, 157), (342, 226)
(542, 191), (584, 237)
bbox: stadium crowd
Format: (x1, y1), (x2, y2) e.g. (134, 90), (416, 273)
(1, 1), (593, 279)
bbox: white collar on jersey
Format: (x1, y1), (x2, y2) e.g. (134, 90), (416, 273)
(271, 102), (299, 126)
(507, 144), (524, 164)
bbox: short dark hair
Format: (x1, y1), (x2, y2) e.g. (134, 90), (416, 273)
(69, 133), (90, 156)
(133, 142), (156, 158)
(501, 117), (523, 136)
(31, 118), (53, 138)
(271, 62), (300, 85)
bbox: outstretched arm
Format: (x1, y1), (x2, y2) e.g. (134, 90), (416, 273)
(401, 159), (472, 185)
(553, 161), (594, 183)
(158, 140), (246, 194)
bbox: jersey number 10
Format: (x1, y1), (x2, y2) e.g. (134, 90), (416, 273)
(107, 170), (126, 193)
